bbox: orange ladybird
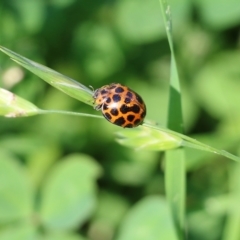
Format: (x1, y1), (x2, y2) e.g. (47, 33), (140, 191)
(93, 83), (146, 128)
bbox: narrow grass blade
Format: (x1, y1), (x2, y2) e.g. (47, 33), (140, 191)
(159, 0), (186, 239)
(222, 164), (240, 240)
(144, 123), (240, 162)
(2, 84), (237, 162)
(0, 88), (102, 120)
(116, 122), (240, 161)
(0, 46), (94, 106)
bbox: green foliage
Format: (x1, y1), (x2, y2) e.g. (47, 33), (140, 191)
(0, 152), (100, 239)
(1, 47), (238, 161)
(1, 0), (240, 239)
(40, 154), (101, 230)
(194, 0), (240, 29)
(0, 152), (33, 223)
(116, 0), (164, 43)
(116, 196), (178, 240)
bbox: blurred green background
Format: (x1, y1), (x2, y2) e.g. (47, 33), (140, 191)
(1, 0), (240, 239)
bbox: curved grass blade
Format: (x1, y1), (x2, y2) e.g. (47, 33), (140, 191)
(116, 122), (240, 162)
(1, 85), (239, 163)
(0, 88), (103, 119)
(0, 46), (94, 107)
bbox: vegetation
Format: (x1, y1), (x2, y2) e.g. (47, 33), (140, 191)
(1, 0), (240, 239)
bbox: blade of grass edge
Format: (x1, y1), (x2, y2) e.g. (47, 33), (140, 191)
(222, 164), (240, 240)
(143, 123), (240, 162)
(159, 1), (185, 239)
(0, 87), (103, 119)
(0, 46), (94, 106)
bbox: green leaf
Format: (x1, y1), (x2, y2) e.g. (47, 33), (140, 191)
(116, 0), (164, 43)
(0, 88), (40, 117)
(74, 24), (124, 80)
(40, 154), (102, 230)
(0, 46), (94, 107)
(194, 0), (240, 30)
(109, 150), (158, 186)
(0, 152), (33, 223)
(193, 51), (240, 120)
(13, 0), (45, 33)
(0, 223), (37, 240)
(116, 196), (178, 240)
(93, 191), (129, 227)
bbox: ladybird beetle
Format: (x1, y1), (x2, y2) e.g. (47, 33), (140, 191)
(93, 83), (146, 128)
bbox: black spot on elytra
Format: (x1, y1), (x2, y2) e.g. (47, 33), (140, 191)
(106, 97), (111, 103)
(101, 89), (108, 95)
(120, 104), (140, 114)
(114, 117), (126, 126)
(131, 104), (140, 113)
(103, 104), (108, 110)
(120, 104), (128, 114)
(126, 91), (133, 98)
(134, 118), (141, 125)
(124, 97), (131, 104)
(104, 112), (112, 120)
(127, 114), (135, 122)
(115, 87), (124, 93)
(110, 108), (119, 116)
(112, 94), (121, 102)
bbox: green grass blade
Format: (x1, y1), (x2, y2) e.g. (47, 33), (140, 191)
(159, 1), (186, 239)
(0, 88), (102, 119)
(116, 122), (240, 161)
(165, 149), (185, 238)
(143, 123), (240, 162)
(0, 46), (94, 106)
(2, 84), (237, 162)
(39, 109), (103, 119)
(222, 164), (240, 240)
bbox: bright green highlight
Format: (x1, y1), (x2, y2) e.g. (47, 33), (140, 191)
(0, 88), (40, 117)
